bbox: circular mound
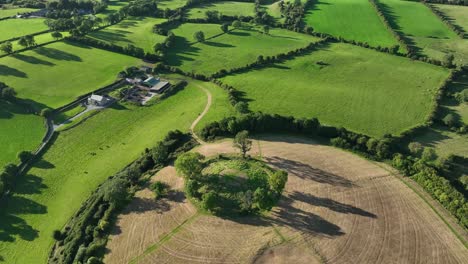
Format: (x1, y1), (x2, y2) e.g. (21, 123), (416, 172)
(185, 155), (288, 216)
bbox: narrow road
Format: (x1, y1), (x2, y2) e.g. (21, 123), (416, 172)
(190, 84), (212, 145)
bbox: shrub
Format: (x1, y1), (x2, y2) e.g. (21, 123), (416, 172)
(175, 152), (205, 179)
(150, 181), (169, 199)
(422, 147), (437, 162)
(52, 230), (63, 241)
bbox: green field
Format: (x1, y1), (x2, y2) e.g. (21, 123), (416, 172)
(167, 23), (320, 75)
(0, 101), (45, 168)
(157, 0), (187, 9)
(0, 31), (69, 55)
(435, 4), (468, 32)
(0, 81), (211, 263)
(414, 127), (468, 158)
(0, 41), (139, 109)
(379, 0), (467, 64)
(88, 17), (167, 52)
(187, 1), (255, 19)
(0, 18), (48, 42)
(220, 43), (450, 137)
(0, 8), (38, 18)
(304, 0), (399, 48)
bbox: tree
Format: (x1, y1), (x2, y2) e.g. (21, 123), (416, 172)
(1, 87), (16, 100)
(1, 163), (18, 189)
(40, 108), (53, 117)
(18, 151), (34, 163)
(233, 130), (252, 158)
(25, 35), (36, 47)
(151, 142), (169, 165)
(51, 31), (63, 40)
(232, 20), (242, 29)
(18, 36), (29, 48)
(442, 113), (457, 128)
(221, 23), (229, 33)
(442, 53), (455, 68)
(150, 181), (168, 199)
(269, 170), (288, 194)
(201, 191), (217, 211)
(175, 152), (204, 179)
(0, 41), (13, 54)
(0, 180), (4, 195)
(263, 25), (269, 35)
(422, 147), (437, 162)
(193, 31), (205, 42)
(408, 142), (423, 156)
(101, 178), (128, 205)
(234, 102), (248, 114)
(52, 230), (63, 241)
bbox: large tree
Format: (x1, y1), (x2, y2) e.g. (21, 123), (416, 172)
(175, 152), (204, 179)
(193, 31), (205, 42)
(0, 41), (13, 54)
(233, 130), (252, 158)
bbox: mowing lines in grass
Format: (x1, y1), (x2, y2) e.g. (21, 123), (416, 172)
(166, 23), (320, 75)
(220, 43), (450, 137)
(304, 0), (399, 48)
(0, 41), (139, 109)
(0, 82), (208, 263)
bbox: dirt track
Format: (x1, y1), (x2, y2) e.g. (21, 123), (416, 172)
(104, 136), (468, 264)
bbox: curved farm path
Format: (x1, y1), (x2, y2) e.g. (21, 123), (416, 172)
(104, 136), (468, 264)
(190, 84), (212, 144)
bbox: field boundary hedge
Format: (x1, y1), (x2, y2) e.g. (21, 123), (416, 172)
(423, 2), (466, 38)
(0, 29), (50, 45)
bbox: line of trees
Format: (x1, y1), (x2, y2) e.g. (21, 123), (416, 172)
(280, 0), (308, 32)
(423, 2), (466, 38)
(199, 112), (467, 227)
(423, 0), (468, 6)
(48, 131), (196, 264)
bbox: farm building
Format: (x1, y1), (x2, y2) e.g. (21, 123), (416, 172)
(142, 77), (170, 93)
(88, 94), (111, 106)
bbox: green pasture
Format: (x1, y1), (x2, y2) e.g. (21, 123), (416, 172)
(304, 0), (399, 48)
(187, 1), (255, 19)
(157, 0), (187, 9)
(435, 4), (468, 32)
(169, 22), (224, 42)
(0, 31), (69, 55)
(88, 17), (167, 53)
(0, 101), (45, 168)
(0, 18), (48, 42)
(0, 7), (38, 18)
(220, 43), (450, 137)
(414, 127), (468, 158)
(0, 41), (139, 109)
(0, 81), (211, 263)
(378, 0), (467, 64)
(167, 23), (320, 75)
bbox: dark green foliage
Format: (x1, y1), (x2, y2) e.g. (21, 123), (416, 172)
(175, 152), (205, 179)
(233, 130), (252, 158)
(53, 230), (63, 241)
(17, 150), (34, 163)
(150, 181), (169, 199)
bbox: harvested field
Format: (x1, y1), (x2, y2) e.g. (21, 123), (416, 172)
(104, 136), (468, 263)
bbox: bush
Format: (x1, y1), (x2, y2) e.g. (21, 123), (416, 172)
(52, 230), (63, 241)
(150, 181), (169, 199)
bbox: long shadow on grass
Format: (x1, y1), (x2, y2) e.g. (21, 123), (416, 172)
(202, 41), (235, 48)
(33, 47), (82, 62)
(0, 64), (27, 78)
(166, 36), (201, 67)
(89, 29), (131, 44)
(264, 156), (355, 188)
(14, 174), (48, 195)
(12, 54), (55, 66)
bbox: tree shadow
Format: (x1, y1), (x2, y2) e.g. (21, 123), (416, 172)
(33, 158), (56, 169)
(0, 64), (27, 78)
(264, 156), (355, 188)
(33, 47), (82, 62)
(289, 191), (376, 218)
(89, 29), (131, 44)
(166, 36), (201, 67)
(0, 213), (39, 242)
(109, 102), (128, 110)
(228, 30), (251, 37)
(202, 41), (235, 48)
(14, 174), (47, 195)
(12, 54), (55, 66)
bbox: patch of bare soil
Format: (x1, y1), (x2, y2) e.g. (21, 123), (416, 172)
(104, 136), (468, 264)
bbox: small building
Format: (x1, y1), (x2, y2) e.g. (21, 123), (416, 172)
(88, 94), (110, 106)
(141, 76), (170, 93)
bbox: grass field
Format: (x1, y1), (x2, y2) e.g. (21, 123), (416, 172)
(379, 0), (468, 65)
(166, 23), (319, 75)
(0, 101), (45, 168)
(220, 43), (450, 137)
(304, 0), (399, 48)
(0, 18), (48, 42)
(415, 126), (468, 158)
(0, 8), (38, 18)
(187, 1), (255, 19)
(0, 31), (69, 55)
(435, 4), (468, 32)
(157, 0), (187, 9)
(0, 82), (210, 263)
(104, 138), (468, 263)
(88, 17), (167, 53)
(0, 41), (139, 109)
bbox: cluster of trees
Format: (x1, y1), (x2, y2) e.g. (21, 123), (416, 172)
(253, 0), (275, 26)
(175, 138), (288, 215)
(423, 0), (468, 6)
(210, 79), (246, 111)
(392, 152), (467, 228)
(69, 36), (160, 61)
(280, 0), (307, 32)
(120, 0), (159, 17)
(48, 130), (194, 264)
(423, 2), (466, 38)
(0, 82), (17, 100)
(153, 31), (176, 57)
(44, 16), (98, 36)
